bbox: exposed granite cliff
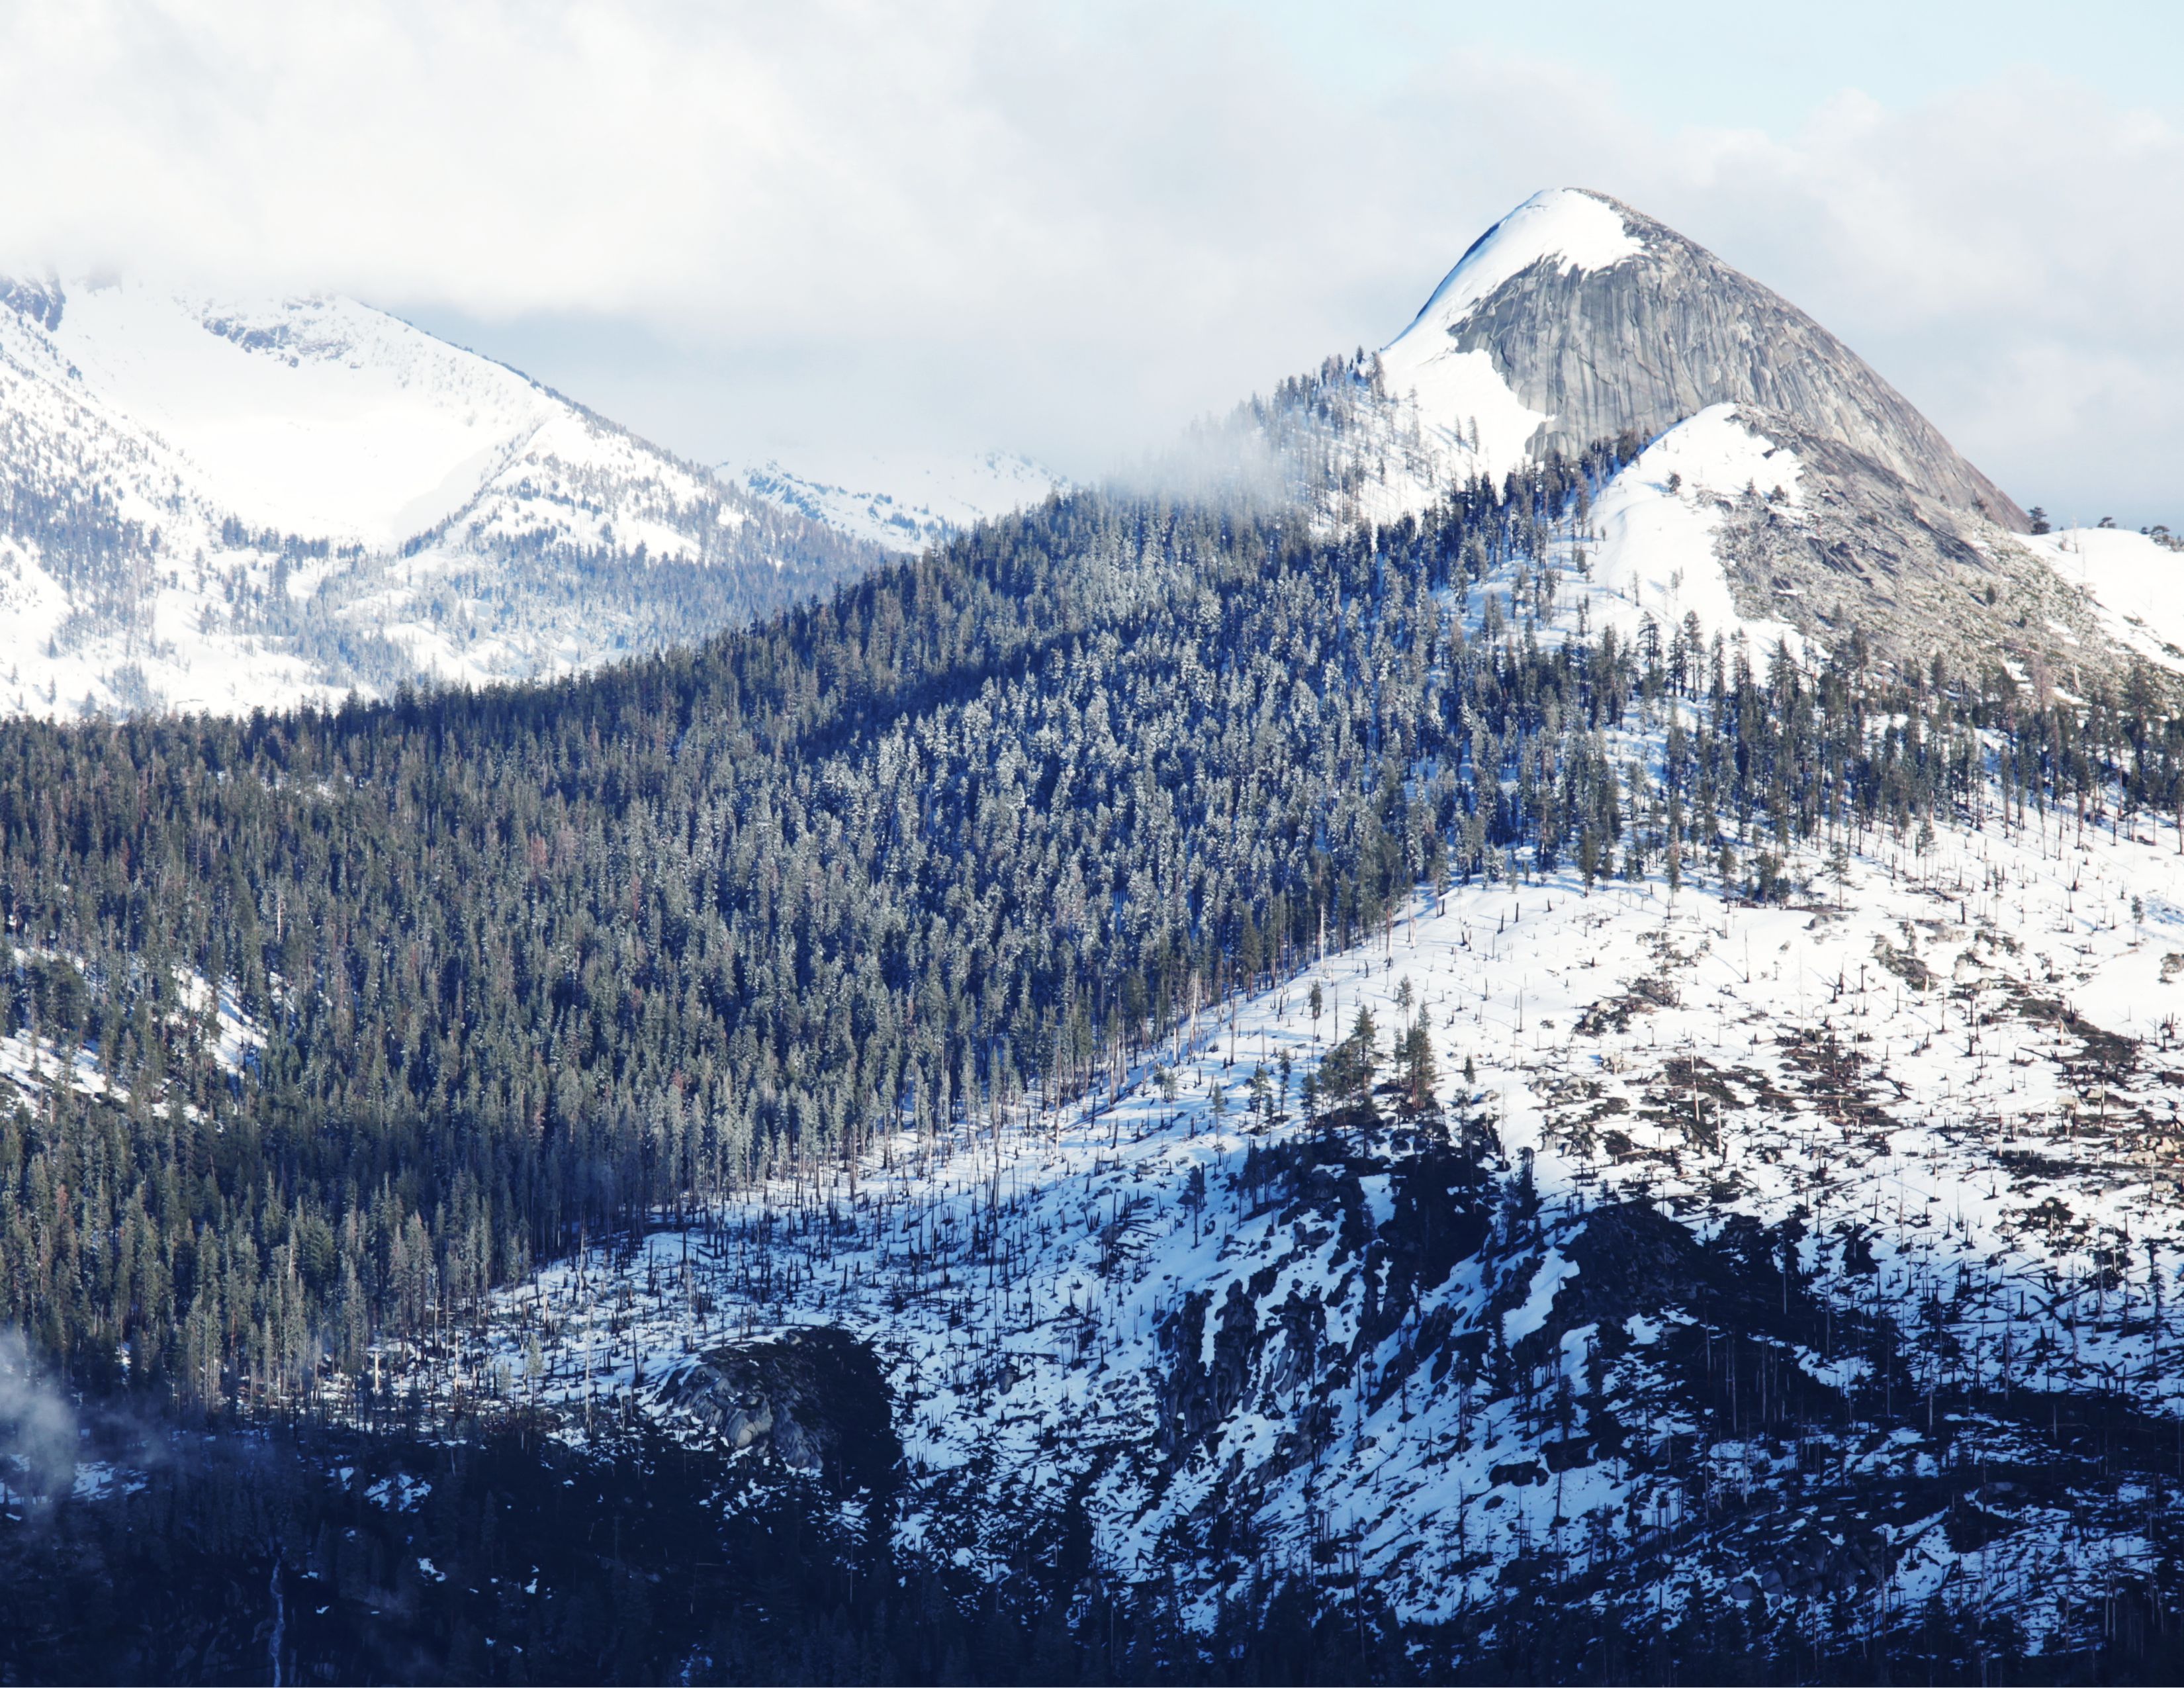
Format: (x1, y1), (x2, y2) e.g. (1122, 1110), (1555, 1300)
(1398, 189), (2027, 531)
(1674, 406), (2120, 684)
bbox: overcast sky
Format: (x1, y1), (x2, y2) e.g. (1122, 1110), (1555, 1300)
(4, 1), (2180, 524)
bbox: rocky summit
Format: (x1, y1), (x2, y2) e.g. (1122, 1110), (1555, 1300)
(1390, 188), (2025, 529)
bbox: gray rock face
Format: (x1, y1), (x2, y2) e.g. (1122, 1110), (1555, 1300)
(1673, 406), (2131, 690)
(0, 277), (64, 332)
(1442, 193), (2028, 531)
(653, 1326), (898, 1495)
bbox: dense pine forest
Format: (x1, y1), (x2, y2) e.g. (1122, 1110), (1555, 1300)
(3, 444), (2183, 1420)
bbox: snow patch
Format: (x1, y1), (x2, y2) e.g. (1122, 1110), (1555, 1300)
(366, 1474), (432, 1511)
(1582, 403), (1805, 651)
(2026, 526), (2184, 673)
(1393, 188), (1643, 337)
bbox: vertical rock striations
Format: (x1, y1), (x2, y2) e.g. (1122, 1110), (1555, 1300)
(1392, 187), (2026, 531)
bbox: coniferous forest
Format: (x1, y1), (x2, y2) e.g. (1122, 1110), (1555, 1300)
(8, 451), (2182, 1408)
(7, 450), (2184, 1681)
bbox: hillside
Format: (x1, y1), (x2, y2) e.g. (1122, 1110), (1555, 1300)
(7, 459), (2184, 1675)
(438, 776), (2184, 1673)
(1, 192), (2182, 1682)
(341, 475), (2184, 1673)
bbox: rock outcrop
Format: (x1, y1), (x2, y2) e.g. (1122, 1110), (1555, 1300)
(1396, 188), (2027, 530)
(1662, 406), (2125, 684)
(654, 1325), (898, 1495)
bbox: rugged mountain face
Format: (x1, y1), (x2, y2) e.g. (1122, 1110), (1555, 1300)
(1576, 402), (2171, 690)
(1381, 187), (2026, 531)
(1235, 191), (2184, 698)
(0, 279), (882, 718)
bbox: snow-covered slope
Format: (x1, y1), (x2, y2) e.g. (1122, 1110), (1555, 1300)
(44, 283), (551, 549)
(333, 479), (2184, 1664)
(2025, 526), (2184, 675)
(387, 761), (2184, 1660)
(0, 279), (882, 718)
(1565, 405), (2184, 696)
(1578, 402), (1804, 650)
(723, 450), (1066, 553)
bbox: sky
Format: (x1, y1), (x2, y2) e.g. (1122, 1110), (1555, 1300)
(1, 0), (2180, 525)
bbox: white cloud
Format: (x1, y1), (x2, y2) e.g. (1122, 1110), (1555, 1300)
(0, 3), (2178, 520)
(1629, 76), (2184, 524)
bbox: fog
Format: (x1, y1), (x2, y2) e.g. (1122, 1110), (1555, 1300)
(0, 1331), (77, 1505)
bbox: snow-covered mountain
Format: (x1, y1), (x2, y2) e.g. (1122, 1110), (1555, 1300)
(1380, 188), (2025, 528)
(0, 279), (882, 718)
(32, 473), (2183, 1665)
(291, 193), (2184, 1668)
(1227, 188), (2184, 699)
(339, 508), (2184, 1662)
(721, 449), (1066, 553)
(13, 191), (2184, 1677)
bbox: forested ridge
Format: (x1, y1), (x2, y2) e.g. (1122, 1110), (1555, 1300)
(4, 443), (2182, 1413)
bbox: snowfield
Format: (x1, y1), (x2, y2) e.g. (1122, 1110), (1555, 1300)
(45, 282), (562, 549)
(2026, 526), (2184, 675)
(1398, 188), (1645, 335)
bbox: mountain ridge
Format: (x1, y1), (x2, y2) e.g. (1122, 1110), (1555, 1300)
(1384, 187), (2028, 531)
(0, 277), (885, 718)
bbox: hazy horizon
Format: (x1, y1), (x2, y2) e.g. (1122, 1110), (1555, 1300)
(5, 0), (2180, 527)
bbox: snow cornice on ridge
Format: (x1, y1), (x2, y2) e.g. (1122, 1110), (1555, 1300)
(1386, 187), (1647, 351)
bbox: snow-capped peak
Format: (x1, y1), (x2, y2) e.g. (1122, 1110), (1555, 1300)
(0, 277), (880, 719)
(1387, 187), (1643, 348)
(1353, 190), (1649, 494)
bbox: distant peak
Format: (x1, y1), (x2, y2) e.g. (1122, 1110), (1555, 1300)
(0, 273), (65, 332)
(1390, 188), (1644, 348)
